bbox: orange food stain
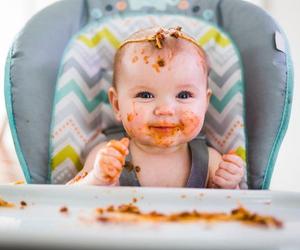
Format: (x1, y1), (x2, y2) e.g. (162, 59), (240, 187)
(144, 55), (149, 64)
(179, 111), (201, 136)
(143, 123), (183, 147)
(157, 56), (165, 67)
(132, 55), (139, 63)
(127, 113), (134, 122)
(152, 63), (160, 73)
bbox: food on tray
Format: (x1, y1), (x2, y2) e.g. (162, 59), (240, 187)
(59, 206), (69, 213)
(94, 203), (283, 229)
(20, 201), (27, 208)
(0, 197), (15, 207)
(10, 180), (25, 185)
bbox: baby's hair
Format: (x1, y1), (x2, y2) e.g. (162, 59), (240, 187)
(112, 26), (210, 88)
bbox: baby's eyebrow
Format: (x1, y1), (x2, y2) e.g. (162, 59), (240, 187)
(129, 85), (155, 91)
(128, 83), (201, 92)
(176, 84), (201, 91)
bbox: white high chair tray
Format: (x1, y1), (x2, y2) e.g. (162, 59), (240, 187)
(0, 185), (299, 250)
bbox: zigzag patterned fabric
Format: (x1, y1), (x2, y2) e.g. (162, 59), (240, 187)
(49, 15), (246, 184)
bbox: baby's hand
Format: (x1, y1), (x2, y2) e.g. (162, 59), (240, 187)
(92, 137), (129, 185)
(212, 150), (244, 189)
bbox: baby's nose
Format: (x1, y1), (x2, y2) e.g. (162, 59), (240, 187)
(153, 105), (175, 116)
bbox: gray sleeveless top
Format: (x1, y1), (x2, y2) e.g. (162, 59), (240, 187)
(103, 127), (208, 188)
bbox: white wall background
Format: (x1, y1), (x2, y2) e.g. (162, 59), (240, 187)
(0, 0), (299, 190)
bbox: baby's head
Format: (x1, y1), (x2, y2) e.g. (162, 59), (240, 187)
(109, 27), (212, 148)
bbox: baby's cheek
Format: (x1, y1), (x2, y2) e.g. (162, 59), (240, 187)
(179, 111), (203, 136)
(124, 112), (145, 136)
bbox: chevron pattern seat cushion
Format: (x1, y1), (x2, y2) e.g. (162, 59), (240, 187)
(49, 14), (246, 184)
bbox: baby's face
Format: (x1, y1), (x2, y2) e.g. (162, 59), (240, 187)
(109, 41), (211, 148)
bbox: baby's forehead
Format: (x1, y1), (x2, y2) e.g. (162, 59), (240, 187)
(116, 40), (207, 89)
(120, 39), (204, 63)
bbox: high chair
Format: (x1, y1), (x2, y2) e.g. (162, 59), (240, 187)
(4, 0), (293, 189)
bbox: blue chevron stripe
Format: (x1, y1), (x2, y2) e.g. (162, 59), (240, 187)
(210, 81), (242, 113)
(55, 80), (109, 112)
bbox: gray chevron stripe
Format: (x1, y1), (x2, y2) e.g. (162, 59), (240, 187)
(206, 132), (245, 153)
(206, 47), (236, 66)
(53, 128), (107, 154)
(52, 121), (113, 156)
(66, 43), (115, 70)
(206, 110), (243, 134)
(66, 43), (101, 67)
(205, 114), (243, 136)
(72, 42), (114, 65)
(208, 62), (241, 88)
(108, 19), (156, 35)
(105, 15), (208, 39)
(62, 60), (112, 88)
(51, 164), (78, 184)
(206, 102), (242, 125)
(79, 39), (116, 56)
(55, 103), (115, 132)
(225, 133), (246, 152)
(52, 132), (87, 152)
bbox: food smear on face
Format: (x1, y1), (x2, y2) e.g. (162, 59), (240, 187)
(143, 55), (149, 64)
(179, 111), (201, 136)
(152, 63), (160, 73)
(127, 113), (134, 122)
(142, 111), (201, 146)
(132, 55), (139, 63)
(157, 56), (165, 67)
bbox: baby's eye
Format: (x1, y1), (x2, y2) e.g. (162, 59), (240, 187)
(176, 91), (193, 99)
(135, 91), (154, 99)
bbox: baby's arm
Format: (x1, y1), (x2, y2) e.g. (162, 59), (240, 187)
(207, 147), (244, 189)
(67, 138), (129, 185)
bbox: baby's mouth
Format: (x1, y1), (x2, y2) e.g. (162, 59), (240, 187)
(148, 123), (182, 133)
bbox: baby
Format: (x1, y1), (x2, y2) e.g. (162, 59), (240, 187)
(68, 27), (245, 188)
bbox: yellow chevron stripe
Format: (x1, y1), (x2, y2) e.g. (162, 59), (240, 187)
(235, 146), (246, 162)
(78, 27), (120, 48)
(198, 28), (231, 48)
(51, 145), (83, 171)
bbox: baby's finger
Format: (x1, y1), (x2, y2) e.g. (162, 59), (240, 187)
(213, 175), (233, 189)
(99, 155), (122, 172)
(228, 149), (236, 154)
(101, 147), (125, 165)
(120, 137), (130, 147)
(219, 161), (242, 175)
(215, 168), (234, 182)
(102, 164), (120, 178)
(101, 173), (117, 184)
(107, 140), (129, 155)
(222, 154), (244, 168)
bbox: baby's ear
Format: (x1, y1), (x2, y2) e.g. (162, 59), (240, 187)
(108, 87), (121, 121)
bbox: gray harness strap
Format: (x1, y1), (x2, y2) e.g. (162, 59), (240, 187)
(103, 127), (208, 188)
